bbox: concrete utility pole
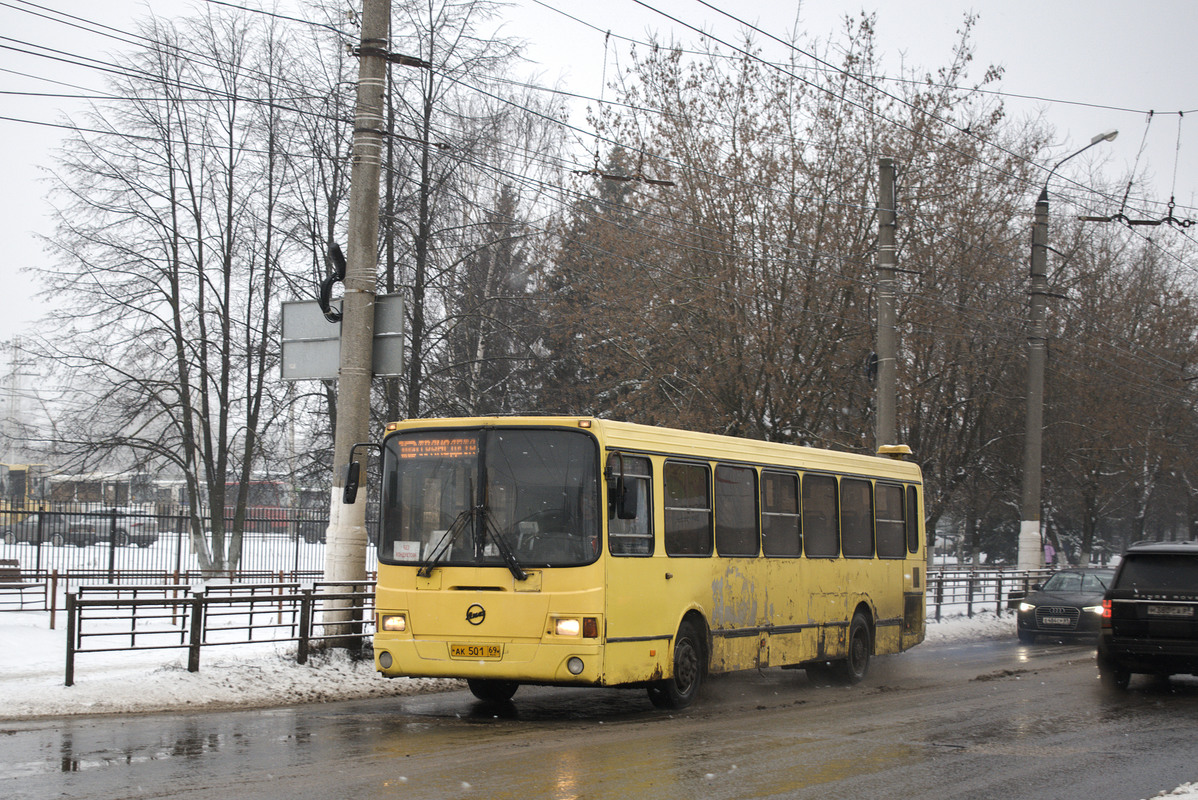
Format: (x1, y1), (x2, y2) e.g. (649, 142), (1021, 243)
(1017, 130), (1118, 571)
(324, 0), (392, 595)
(1018, 189), (1050, 572)
(875, 157), (898, 450)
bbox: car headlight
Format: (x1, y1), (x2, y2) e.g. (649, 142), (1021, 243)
(1019, 602), (1036, 613)
(1083, 605), (1103, 615)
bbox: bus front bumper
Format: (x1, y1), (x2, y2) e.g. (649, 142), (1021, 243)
(374, 635), (605, 685)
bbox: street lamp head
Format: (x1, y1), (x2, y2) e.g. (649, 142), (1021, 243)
(1045, 128), (1119, 190)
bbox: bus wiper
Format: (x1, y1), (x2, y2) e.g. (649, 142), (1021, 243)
(417, 507), (473, 578)
(483, 509), (528, 581)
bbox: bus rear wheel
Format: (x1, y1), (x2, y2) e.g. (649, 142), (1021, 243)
(832, 612), (872, 684)
(648, 619), (706, 709)
(466, 678), (519, 703)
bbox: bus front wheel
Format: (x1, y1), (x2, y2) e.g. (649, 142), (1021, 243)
(648, 619), (706, 709)
(466, 678), (519, 703)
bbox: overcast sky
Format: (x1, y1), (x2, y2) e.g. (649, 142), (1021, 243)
(2, 0), (1195, 346)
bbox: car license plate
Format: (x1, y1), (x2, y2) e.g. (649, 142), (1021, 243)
(450, 643), (503, 660)
(1147, 605), (1194, 618)
(1042, 616), (1072, 627)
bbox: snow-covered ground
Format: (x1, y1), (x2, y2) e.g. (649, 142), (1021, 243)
(0, 608), (1193, 800)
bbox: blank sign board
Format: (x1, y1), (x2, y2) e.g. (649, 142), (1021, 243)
(281, 294), (404, 380)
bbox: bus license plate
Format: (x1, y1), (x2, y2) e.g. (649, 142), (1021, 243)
(450, 643), (503, 660)
(1147, 605), (1194, 618)
(1042, 616), (1072, 627)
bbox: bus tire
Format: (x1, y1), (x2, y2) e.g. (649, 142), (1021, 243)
(832, 612), (872, 685)
(648, 618), (706, 709)
(50, 533), (66, 547)
(466, 678), (519, 703)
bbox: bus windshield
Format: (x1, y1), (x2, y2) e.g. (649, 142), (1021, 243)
(379, 428), (600, 569)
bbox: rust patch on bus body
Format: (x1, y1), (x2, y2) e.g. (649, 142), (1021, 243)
(710, 562), (759, 630)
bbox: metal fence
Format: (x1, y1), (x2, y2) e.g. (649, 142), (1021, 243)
(0, 505), (374, 576)
(926, 567), (1055, 620)
(64, 580), (374, 686)
(4, 563), (1066, 685)
(5, 563), (1058, 619)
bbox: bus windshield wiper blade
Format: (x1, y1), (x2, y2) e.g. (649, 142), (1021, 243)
(484, 510), (528, 581)
(417, 508), (473, 577)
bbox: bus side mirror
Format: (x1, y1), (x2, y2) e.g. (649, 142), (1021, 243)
(615, 478), (639, 520)
(342, 462), (361, 504)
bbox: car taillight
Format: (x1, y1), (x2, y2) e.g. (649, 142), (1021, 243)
(1102, 599), (1112, 619)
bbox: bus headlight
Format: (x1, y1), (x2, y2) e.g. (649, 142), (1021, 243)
(380, 613), (407, 632)
(555, 618), (581, 637)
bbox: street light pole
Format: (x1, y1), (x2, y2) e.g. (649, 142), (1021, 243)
(1017, 130), (1117, 571)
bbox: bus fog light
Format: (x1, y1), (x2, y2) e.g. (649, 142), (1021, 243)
(378, 651), (393, 669)
(567, 657), (584, 675)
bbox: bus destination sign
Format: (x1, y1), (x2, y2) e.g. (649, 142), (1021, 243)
(399, 436), (479, 460)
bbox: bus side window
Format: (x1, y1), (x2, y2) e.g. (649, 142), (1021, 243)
(802, 474), (839, 558)
(715, 464), (759, 557)
(906, 485), (921, 555)
(840, 478), (874, 558)
(608, 455), (653, 556)
(664, 461), (712, 557)
(876, 483), (906, 558)
(761, 471), (801, 557)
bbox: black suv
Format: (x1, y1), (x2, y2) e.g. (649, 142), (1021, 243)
(1097, 541), (1198, 688)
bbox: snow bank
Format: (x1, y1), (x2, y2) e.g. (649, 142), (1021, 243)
(0, 609), (459, 720)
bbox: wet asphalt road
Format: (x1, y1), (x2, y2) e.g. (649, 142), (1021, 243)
(3, 637), (1197, 800)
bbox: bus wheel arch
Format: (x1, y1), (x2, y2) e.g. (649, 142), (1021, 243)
(648, 612), (708, 709)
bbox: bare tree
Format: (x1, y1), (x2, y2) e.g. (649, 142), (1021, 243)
(34, 9), (304, 574)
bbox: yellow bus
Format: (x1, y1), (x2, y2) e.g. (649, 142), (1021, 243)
(361, 416), (926, 707)
(1, 464), (51, 508)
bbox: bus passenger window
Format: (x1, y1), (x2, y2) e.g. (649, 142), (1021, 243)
(715, 465), (758, 557)
(664, 462), (712, 556)
(761, 471), (801, 557)
(876, 483), (906, 558)
(802, 474), (839, 558)
(840, 478), (874, 558)
(608, 455), (653, 556)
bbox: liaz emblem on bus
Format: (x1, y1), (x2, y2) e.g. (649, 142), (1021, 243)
(398, 437), (479, 459)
